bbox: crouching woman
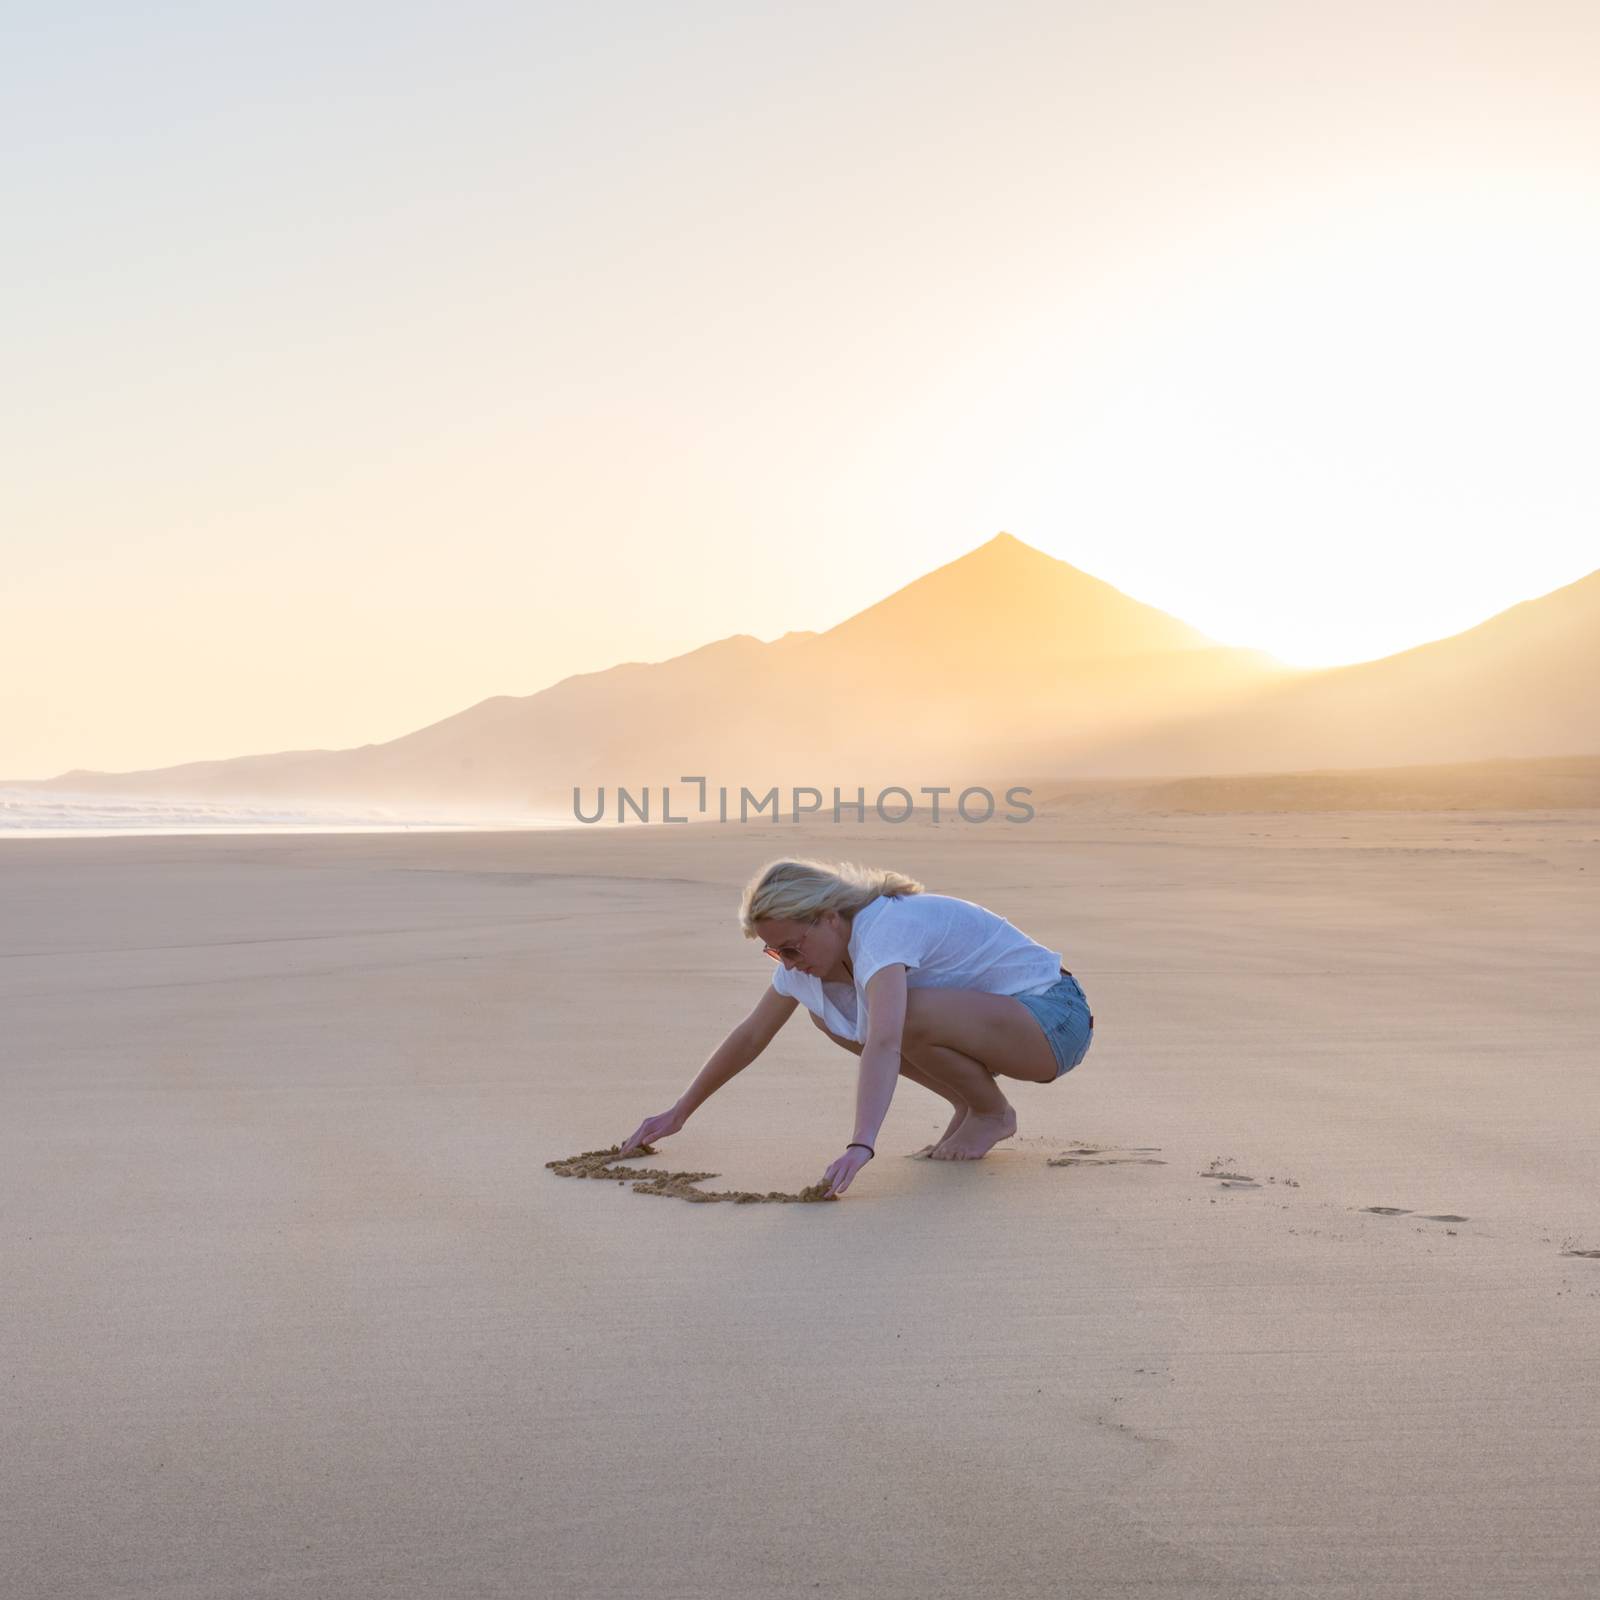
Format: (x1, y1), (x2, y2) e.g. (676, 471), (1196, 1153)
(617, 856), (1094, 1197)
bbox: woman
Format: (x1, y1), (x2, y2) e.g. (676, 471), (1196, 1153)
(617, 857), (1094, 1199)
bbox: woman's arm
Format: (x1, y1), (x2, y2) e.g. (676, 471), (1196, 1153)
(821, 965), (908, 1196)
(850, 964), (908, 1148)
(674, 986), (799, 1118)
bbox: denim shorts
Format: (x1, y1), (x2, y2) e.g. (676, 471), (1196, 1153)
(1014, 969), (1094, 1079)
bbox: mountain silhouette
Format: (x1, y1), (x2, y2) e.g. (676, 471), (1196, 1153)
(17, 534), (1598, 815)
(1073, 565), (1600, 776)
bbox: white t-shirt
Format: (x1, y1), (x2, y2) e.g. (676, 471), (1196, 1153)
(769, 892), (1064, 1044)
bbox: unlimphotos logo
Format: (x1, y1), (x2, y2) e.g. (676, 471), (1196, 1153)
(572, 777), (1034, 825)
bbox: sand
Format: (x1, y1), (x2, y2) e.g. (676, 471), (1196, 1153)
(4, 810), (1600, 1598)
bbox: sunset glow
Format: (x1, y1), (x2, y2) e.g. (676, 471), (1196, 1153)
(6, 3), (1599, 777)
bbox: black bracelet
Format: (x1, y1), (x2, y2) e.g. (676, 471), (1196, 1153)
(847, 1142), (875, 1159)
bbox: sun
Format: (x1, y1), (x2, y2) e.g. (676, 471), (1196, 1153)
(987, 180), (1600, 666)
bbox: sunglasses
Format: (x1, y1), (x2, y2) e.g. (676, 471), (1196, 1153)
(761, 921), (814, 962)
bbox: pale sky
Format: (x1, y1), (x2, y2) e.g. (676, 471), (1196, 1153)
(5, 0), (1599, 779)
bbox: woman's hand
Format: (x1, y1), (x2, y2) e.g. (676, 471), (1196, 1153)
(618, 1106), (687, 1157)
(821, 1145), (874, 1199)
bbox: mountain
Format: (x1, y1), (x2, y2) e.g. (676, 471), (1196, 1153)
(16, 534), (1285, 815)
(736, 533), (1285, 783)
(1070, 565), (1600, 777)
(19, 535), (1598, 817)
(817, 531), (1212, 665)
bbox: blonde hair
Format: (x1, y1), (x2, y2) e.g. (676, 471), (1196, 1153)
(739, 857), (924, 937)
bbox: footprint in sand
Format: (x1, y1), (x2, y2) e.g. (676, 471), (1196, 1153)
(1048, 1142), (1167, 1169)
(1198, 1156), (1262, 1190)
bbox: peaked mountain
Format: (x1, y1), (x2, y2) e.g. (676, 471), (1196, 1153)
(23, 534), (1287, 815)
(819, 531), (1212, 666)
(31, 535), (1596, 816)
(747, 534), (1285, 782)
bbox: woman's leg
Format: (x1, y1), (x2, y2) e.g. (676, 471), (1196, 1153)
(809, 1013), (972, 1156)
(896, 989), (1062, 1161)
(901, 988), (1060, 1087)
(901, 1042), (1019, 1160)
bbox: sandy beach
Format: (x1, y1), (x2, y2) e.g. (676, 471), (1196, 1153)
(5, 811), (1599, 1598)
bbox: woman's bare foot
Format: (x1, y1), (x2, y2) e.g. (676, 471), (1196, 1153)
(914, 1104), (971, 1158)
(929, 1103), (1018, 1161)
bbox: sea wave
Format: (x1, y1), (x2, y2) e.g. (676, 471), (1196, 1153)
(0, 789), (558, 838)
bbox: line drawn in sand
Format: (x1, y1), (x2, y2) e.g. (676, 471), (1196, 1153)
(547, 1145), (835, 1204)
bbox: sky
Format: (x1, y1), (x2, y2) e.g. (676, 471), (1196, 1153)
(5, 0), (1600, 779)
